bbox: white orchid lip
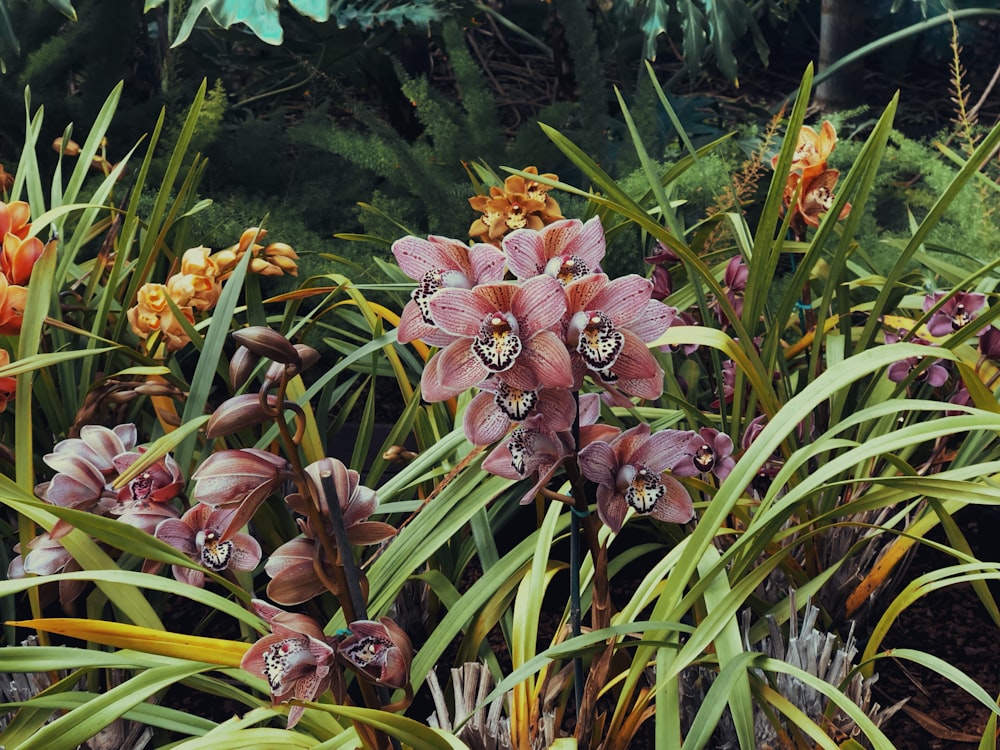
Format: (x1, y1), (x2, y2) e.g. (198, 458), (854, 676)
(472, 311), (522, 372)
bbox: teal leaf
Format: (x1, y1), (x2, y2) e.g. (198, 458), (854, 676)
(173, 0), (284, 47)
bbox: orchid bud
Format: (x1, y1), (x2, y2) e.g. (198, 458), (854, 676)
(205, 393), (281, 438)
(232, 326), (301, 367)
(229, 345), (260, 390)
(53, 137), (81, 157)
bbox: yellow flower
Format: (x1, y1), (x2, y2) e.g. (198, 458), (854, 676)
(127, 282), (195, 352)
(468, 167), (563, 245)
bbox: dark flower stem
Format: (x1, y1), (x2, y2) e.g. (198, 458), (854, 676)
(320, 471), (369, 622)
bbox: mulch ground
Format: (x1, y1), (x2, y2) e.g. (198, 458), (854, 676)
(877, 506), (1000, 748)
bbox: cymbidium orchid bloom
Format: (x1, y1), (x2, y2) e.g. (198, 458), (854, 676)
(563, 273), (677, 400)
(784, 170), (852, 236)
(0, 274), (27, 335)
(35, 424), (139, 538)
(391, 234), (506, 346)
(577, 423), (695, 533)
(468, 166), (564, 244)
(1, 233), (45, 286)
(0, 348), (15, 412)
(715, 256), (748, 324)
(127, 282), (196, 352)
(241, 599), (339, 728)
(213, 228), (299, 278)
(923, 291), (988, 337)
(774, 120), (839, 180)
(336, 617), (413, 690)
(8, 532), (86, 607)
(108, 449), (184, 533)
(462, 381), (577, 446)
(191, 448), (292, 537)
(482, 395), (619, 505)
(673, 427), (736, 481)
(154, 504), (262, 587)
(421, 274), (573, 402)
(0, 200), (32, 242)
(502, 216), (606, 284)
(884, 330), (949, 387)
(267, 457), (394, 606)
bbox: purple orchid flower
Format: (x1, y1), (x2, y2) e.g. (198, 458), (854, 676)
(241, 599), (339, 728)
(502, 216), (606, 284)
(420, 275), (574, 402)
(336, 618), (413, 690)
(110, 448), (184, 534)
(577, 423), (694, 533)
(885, 330), (949, 387)
(8, 532), (86, 607)
(392, 235), (507, 346)
(715, 256), (748, 324)
(673, 427), (736, 480)
(923, 291), (988, 338)
(191, 448), (292, 537)
(154, 504), (262, 587)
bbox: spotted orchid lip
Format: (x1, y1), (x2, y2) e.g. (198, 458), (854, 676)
(472, 311), (522, 372)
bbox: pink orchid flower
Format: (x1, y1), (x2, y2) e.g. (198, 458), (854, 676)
(336, 618), (413, 690)
(110, 448), (185, 533)
(421, 274), (573, 402)
(462, 381), (577, 446)
(266, 457), (394, 606)
(392, 235), (506, 346)
(154, 504), (262, 587)
(577, 423), (694, 533)
(482, 394), (618, 504)
(241, 599), (338, 728)
(8, 532), (86, 607)
(564, 273), (677, 399)
(191, 448), (292, 537)
(502, 216), (606, 284)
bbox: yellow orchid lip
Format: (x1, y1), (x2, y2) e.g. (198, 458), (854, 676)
(8, 617), (250, 667)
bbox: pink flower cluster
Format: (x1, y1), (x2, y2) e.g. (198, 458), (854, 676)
(393, 216), (739, 532)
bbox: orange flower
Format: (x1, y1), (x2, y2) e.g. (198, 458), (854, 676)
(783, 170), (852, 236)
(0, 274), (27, 335)
(169, 246), (222, 310)
(0, 165), (13, 196)
(1, 234), (45, 285)
(127, 282), (195, 352)
(0, 201), (32, 242)
(0, 348), (15, 412)
(213, 228), (298, 278)
(773, 120), (838, 180)
(469, 167), (564, 244)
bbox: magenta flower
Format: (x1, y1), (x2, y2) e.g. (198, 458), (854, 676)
(885, 330), (949, 387)
(923, 291), (988, 337)
(241, 599), (338, 728)
(673, 427), (736, 480)
(154, 504), (262, 587)
(462, 382), (577, 446)
(420, 274), (573, 401)
(979, 326), (1000, 361)
(712, 256), (748, 324)
(577, 423), (694, 532)
(502, 216), (606, 283)
(564, 273), (677, 399)
(191, 448), (292, 537)
(392, 235), (506, 346)
(336, 618), (413, 689)
(266, 457), (394, 606)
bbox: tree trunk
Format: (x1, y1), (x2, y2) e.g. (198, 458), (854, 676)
(815, 0), (868, 111)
